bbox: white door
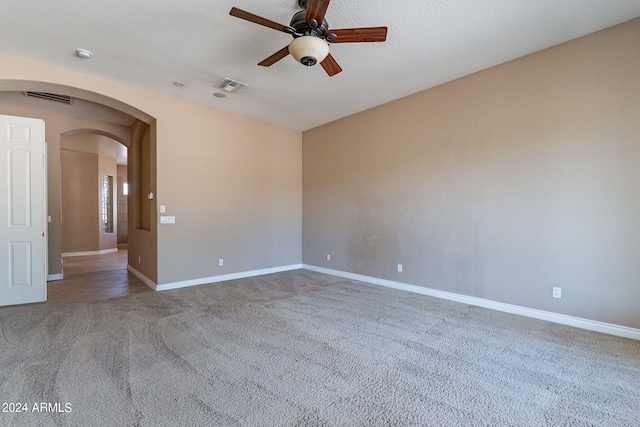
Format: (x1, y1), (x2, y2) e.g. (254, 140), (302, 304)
(0, 114), (47, 306)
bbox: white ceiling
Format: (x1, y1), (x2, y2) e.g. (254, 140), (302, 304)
(1, 0), (639, 131)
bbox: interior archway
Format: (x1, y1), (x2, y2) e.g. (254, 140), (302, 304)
(0, 81), (157, 292)
(61, 128), (130, 147)
(0, 80), (153, 124)
(60, 130), (127, 257)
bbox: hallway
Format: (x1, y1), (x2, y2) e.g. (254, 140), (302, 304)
(47, 250), (152, 304)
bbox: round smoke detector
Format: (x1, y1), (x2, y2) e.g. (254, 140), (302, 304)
(75, 49), (93, 59)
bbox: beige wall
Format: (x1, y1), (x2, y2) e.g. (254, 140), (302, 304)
(0, 52), (302, 286)
(154, 110), (302, 283)
(59, 138), (119, 255)
(60, 149), (99, 253)
(303, 18), (640, 328)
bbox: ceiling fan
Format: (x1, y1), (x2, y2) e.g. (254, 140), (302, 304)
(229, 0), (388, 77)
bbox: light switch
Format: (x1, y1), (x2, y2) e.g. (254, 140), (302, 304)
(160, 205), (166, 213)
(160, 216), (176, 224)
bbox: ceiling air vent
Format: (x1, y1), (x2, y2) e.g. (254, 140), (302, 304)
(214, 78), (248, 94)
(24, 91), (74, 105)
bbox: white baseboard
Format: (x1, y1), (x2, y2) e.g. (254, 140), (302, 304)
(47, 273), (63, 281)
(62, 248), (119, 257)
(303, 264), (640, 341)
(127, 265), (157, 290)
(154, 264), (304, 291)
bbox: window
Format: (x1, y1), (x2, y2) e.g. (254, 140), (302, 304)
(101, 174), (113, 233)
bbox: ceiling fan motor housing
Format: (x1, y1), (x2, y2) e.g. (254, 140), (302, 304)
(290, 10), (329, 38)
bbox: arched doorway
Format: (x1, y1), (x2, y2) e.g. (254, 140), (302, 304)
(0, 82), (157, 300)
(60, 130), (127, 259)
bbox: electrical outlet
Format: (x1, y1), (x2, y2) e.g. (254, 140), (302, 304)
(326, 254), (331, 261)
(552, 287), (562, 299)
(219, 259), (224, 267)
(397, 263), (403, 273)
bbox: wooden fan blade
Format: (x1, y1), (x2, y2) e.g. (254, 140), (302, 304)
(328, 27), (388, 43)
(230, 7), (295, 33)
(305, 0), (331, 25)
(258, 46), (291, 67)
(320, 53), (342, 77)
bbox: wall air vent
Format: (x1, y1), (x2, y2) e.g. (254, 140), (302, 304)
(214, 78), (248, 94)
(24, 91), (74, 105)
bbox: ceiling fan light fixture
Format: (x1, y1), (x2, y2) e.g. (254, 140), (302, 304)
(288, 36), (329, 66)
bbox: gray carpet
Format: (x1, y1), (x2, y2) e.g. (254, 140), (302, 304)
(1, 270), (639, 426)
